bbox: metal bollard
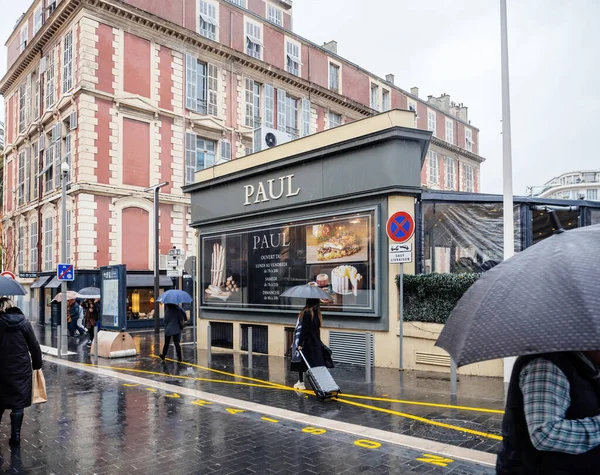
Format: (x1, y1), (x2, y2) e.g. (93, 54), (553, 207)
(207, 324), (212, 364)
(93, 325), (99, 360)
(450, 358), (457, 396)
(365, 332), (372, 383)
(248, 326), (253, 369)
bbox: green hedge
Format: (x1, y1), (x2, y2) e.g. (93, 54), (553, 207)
(396, 273), (481, 324)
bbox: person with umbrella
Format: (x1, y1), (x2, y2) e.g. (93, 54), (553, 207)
(157, 290), (191, 363)
(436, 219), (600, 474)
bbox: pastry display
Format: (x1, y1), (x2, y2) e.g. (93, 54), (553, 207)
(331, 265), (362, 296)
(316, 273), (329, 287)
(312, 224), (332, 240)
(205, 243), (233, 301)
(317, 231), (361, 261)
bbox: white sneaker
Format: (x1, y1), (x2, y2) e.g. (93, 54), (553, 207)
(293, 381), (306, 390)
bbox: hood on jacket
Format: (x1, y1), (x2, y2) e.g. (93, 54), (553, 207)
(0, 307), (27, 332)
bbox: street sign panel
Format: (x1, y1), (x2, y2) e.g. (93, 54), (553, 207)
(167, 269), (181, 278)
(386, 211), (415, 243)
(57, 264), (75, 281)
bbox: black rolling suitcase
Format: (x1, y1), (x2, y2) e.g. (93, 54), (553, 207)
(299, 350), (341, 400)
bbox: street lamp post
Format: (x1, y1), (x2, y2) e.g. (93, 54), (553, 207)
(57, 161), (70, 358)
(143, 182), (169, 334)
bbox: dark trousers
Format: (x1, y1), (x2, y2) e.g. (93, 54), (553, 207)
(0, 407), (24, 423)
(88, 325), (95, 342)
(298, 371), (304, 382)
(69, 319), (86, 336)
(162, 334), (182, 361)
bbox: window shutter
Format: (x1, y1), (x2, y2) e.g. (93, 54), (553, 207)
(25, 148), (31, 203)
(184, 132), (197, 185)
(207, 64), (218, 116)
(25, 74), (32, 126)
(69, 111), (77, 130)
(277, 89), (286, 132)
(185, 54), (197, 111)
(264, 84), (274, 128)
(39, 133), (45, 150)
(301, 98), (311, 137)
(245, 78), (254, 127)
(220, 140), (231, 162)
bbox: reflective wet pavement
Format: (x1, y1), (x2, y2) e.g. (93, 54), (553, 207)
(29, 325), (504, 472)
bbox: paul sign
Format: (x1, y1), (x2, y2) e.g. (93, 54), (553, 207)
(244, 174), (300, 206)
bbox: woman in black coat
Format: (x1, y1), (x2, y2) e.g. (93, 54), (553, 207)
(0, 298), (43, 446)
(290, 299), (325, 390)
(159, 304), (186, 362)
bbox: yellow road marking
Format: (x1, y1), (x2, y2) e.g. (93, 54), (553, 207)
(354, 439), (381, 449)
(145, 388), (157, 393)
(226, 408), (245, 415)
(416, 454), (454, 467)
(302, 427), (326, 435)
(123, 383), (139, 387)
(261, 417), (279, 423)
(337, 398), (502, 441)
(191, 400), (212, 406)
(164, 393), (181, 398)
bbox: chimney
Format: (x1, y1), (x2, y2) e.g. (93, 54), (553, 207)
(385, 74), (395, 85)
(322, 40), (338, 54)
(410, 87), (419, 97)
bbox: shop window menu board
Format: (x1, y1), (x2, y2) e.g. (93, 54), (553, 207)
(201, 211), (376, 313)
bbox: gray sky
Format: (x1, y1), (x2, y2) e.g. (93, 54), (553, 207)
(2, 0), (599, 194)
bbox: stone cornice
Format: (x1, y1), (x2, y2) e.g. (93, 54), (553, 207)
(430, 136), (486, 163)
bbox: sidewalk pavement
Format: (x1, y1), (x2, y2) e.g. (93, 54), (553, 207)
(33, 325), (505, 457)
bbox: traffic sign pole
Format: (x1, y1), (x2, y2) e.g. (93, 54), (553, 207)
(399, 263), (404, 371)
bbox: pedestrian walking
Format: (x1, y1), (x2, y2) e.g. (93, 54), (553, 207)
(496, 351), (600, 474)
(159, 304), (186, 362)
(290, 299), (327, 390)
(84, 299), (100, 347)
(0, 297), (43, 446)
(67, 299), (86, 337)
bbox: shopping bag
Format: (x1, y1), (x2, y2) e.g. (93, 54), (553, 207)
(32, 369), (47, 404)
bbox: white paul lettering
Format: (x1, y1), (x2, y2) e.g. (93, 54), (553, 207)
(244, 175), (300, 206)
(252, 232), (291, 250)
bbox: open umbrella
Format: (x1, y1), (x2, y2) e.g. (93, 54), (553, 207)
(0, 276), (26, 296)
(51, 290), (79, 303)
(436, 223), (600, 367)
(156, 290), (193, 305)
(76, 287), (101, 299)
(281, 284), (329, 300)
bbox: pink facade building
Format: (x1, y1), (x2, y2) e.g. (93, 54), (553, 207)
(0, 0), (483, 318)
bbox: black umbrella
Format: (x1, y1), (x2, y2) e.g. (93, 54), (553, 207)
(436, 223), (600, 367)
(0, 276), (26, 296)
(281, 285), (329, 300)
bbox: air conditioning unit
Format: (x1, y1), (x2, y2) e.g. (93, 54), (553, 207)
(253, 126), (293, 153)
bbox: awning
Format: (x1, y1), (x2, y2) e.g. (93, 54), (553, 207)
(45, 277), (62, 289)
(31, 276), (51, 289)
(126, 274), (173, 288)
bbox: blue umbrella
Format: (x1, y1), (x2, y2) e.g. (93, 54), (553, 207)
(0, 276), (26, 296)
(156, 290), (193, 305)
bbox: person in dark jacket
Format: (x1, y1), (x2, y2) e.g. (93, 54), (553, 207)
(67, 299), (86, 337)
(290, 299), (325, 390)
(159, 304), (186, 362)
(83, 298), (100, 347)
(496, 351), (600, 475)
(0, 298), (43, 446)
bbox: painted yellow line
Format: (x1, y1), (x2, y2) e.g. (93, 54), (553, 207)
(337, 398), (502, 441)
(261, 417), (279, 423)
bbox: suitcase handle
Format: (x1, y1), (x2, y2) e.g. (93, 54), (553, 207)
(298, 349), (312, 370)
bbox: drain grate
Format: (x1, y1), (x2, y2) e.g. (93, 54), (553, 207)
(409, 419), (490, 443)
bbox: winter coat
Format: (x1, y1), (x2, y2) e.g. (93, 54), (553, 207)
(164, 304), (186, 337)
(0, 308), (43, 409)
(290, 309), (325, 373)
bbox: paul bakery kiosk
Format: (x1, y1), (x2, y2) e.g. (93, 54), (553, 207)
(184, 111), (430, 369)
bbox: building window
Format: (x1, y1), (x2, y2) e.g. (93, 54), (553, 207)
(465, 127), (473, 152)
(18, 151), (26, 206)
(464, 164), (475, 192)
(445, 118), (454, 144)
(62, 32), (73, 93)
(370, 84), (379, 111)
(428, 151), (439, 184)
(328, 112), (342, 129)
(18, 82), (27, 133)
(286, 40), (300, 76)
(198, 0), (218, 41)
(285, 95), (299, 138)
(245, 79), (261, 128)
(587, 189), (598, 201)
(267, 4), (283, 26)
(219, 140), (232, 164)
(427, 110), (436, 135)
(32, 69), (40, 120)
(583, 172), (597, 182)
(32, 142), (39, 200)
(18, 225), (25, 273)
(45, 50), (55, 108)
(329, 63), (339, 92)
(264, 84), (275, 128)
(246, 21), (262, 60)
(301, 98), (311, 137)
(52, 124), (62, 190)
(64, 131), (72, 184)
(382, 89), (390, 112)
(185, 132), (217, 183)
(408, 101), (417, 126)
(34, 5), (43, 35)
(30, 221), (38, 271)
(226, 0), (244, 6)
(185, 54), (218, 116)
(19, 26), (28, 53)
(445, 157), (456, 190)
(44, 216), (53, 271)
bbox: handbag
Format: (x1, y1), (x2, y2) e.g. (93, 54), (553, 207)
(32, 369), (48, 404)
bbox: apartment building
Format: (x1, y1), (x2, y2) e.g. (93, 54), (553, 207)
(0, 0), (484, 323)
